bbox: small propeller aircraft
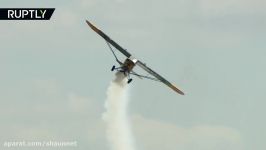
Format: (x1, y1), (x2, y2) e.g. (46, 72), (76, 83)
(86, 20), (184, 95)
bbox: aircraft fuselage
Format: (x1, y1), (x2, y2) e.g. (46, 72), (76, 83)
(121, 57), (137, 72)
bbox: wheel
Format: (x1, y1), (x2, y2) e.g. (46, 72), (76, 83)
(127, 79), (133, 84)
(111, 65), (115, 71)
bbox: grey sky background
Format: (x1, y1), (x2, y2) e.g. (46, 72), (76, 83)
(1, 0), (266, 150)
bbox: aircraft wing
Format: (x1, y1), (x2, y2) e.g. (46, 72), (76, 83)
(86, 20), (131, 58)
(137, 60), (185, 95)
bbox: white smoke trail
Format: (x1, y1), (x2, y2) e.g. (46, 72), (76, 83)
(102, 72), (136, 150)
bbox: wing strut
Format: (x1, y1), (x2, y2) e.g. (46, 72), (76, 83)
(106, 41), (123, 65)
(129, 72), (160, 81)
(86, 20), (131, 58)
(137, 60), (185, 95)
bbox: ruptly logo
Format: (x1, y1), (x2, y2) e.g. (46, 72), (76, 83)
(0, 8), (55, 20)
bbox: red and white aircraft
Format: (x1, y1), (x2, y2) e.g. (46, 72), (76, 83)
(86, 20), (184, 95)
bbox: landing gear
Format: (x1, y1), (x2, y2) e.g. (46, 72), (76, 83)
(111, 65), (133, 84)
(111, 65), (115, 71)
(127, 78), (133, 84)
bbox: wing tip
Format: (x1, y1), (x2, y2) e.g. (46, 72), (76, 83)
(170, 84), (185, 95)
(85, 20), (99, 32)
(85, 20), (90, 25)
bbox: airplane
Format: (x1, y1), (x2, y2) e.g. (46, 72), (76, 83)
(86, 20), (184, 95)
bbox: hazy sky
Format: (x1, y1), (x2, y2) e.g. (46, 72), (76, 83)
(1, 0), (266, 150)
